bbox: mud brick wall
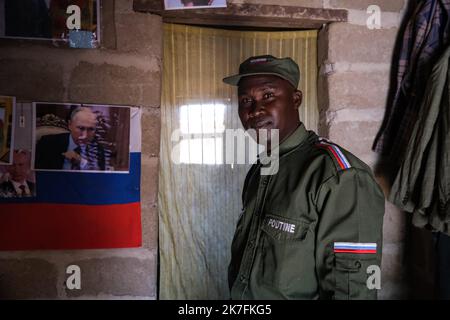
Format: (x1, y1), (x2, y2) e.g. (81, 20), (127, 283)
(0, 0), (161, 299)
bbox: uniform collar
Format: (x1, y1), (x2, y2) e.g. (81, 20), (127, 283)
(258, 123), (312, 168)
(278, 122), (311, 155)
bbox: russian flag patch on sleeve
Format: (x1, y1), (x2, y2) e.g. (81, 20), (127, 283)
(315, 139), (352, 170)
(334, 242), (377, 254)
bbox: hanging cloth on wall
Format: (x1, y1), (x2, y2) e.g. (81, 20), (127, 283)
(389, 44), (450, 234)
(373, 0), (450, 165)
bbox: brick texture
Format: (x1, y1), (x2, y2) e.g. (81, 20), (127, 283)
(0, 259), (58, 299)
(327, 23), (398, 63)
(330, 0), (405, 12)
(65, 256), (156, 298)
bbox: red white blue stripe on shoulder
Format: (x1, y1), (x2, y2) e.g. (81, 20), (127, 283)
(316, 139), (352, 170)
(334, 242), (377, 254)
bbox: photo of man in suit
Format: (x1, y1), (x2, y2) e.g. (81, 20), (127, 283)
(0, 149), (36, 198)
(0, 119), (4, 157)
(35, 106), (105, 171)
(0, 96), (14, 165)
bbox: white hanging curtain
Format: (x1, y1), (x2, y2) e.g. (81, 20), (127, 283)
(159, 23), (318, 299)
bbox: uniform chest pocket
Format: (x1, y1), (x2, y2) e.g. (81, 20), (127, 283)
(261, 214), (310, 241)
(258, 214), (316, 294)
(333, 253), (378, 300)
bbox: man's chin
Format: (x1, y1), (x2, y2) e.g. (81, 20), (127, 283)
(247, 127), (277, 144)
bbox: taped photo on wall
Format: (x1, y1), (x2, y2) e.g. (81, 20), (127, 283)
(0, 149), (36, 198)
(33, 102), (131, 173)
(0, 0), (100, 48)
(0, 102), (36, 199)
(0, 96), (15, 165)
(164, 0), (227, 10)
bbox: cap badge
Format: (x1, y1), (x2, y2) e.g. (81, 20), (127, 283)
(250, 57), (270, 64)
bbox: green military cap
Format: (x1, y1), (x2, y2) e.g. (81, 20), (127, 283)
(223, 54), (300, 88)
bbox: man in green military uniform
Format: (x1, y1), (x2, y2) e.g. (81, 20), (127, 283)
(223, 55), (385, 300)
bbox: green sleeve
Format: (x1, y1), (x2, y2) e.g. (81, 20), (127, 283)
(314, 168), (385, 300)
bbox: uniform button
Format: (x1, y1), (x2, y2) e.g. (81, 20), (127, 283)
(240, 275), (246, 282)
(354, 261), (362, 268)
(248, 240), (255, 248)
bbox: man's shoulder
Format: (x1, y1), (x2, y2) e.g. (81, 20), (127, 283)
(283, 137), (376, 191)
(0, 180), (13, 191)
(39, 132), (69, 142)
(37, 133), (70, 150)
(309, 138), (372, 174)
(308, 139), (384, 203)
(27, 180), (36, 193)
(0, 180), (9, 187)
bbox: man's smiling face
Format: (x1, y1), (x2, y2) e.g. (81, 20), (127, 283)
(237, 75), (302, 143)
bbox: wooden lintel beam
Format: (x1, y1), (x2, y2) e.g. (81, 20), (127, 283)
(133, 1), (347, 29)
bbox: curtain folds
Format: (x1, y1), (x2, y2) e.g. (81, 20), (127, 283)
(159, 23), (318, 299)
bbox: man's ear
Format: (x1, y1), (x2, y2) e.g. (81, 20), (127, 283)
(293, 90), (303, 109)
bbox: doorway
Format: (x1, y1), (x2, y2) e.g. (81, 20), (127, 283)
(159, 23), (318, 299)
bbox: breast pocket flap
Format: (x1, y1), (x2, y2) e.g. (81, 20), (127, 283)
(261, 214), (311, 242)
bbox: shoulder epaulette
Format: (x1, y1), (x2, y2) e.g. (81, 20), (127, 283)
(315, 138), (352, 171)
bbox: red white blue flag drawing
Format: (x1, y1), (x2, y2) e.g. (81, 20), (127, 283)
(334, 242), (377, 254)
(0, 108), (142, 250)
